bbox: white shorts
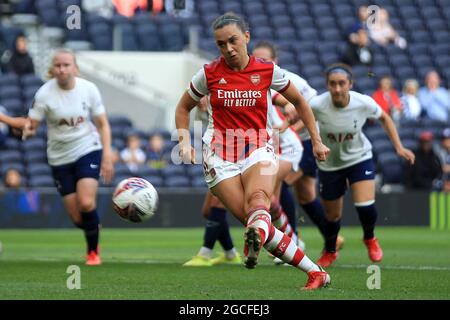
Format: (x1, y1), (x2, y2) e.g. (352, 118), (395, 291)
(202, 143), (279, 189)
(276, 128), (303, 172)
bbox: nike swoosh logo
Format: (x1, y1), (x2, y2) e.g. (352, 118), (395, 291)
(90, 164), (98, 169)
(365, 170), (373, 175)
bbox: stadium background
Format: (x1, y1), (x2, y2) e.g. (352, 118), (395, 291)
(0, 0), (449, 301)
(0, 0), (448, 230)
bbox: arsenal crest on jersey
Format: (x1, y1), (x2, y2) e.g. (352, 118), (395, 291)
(250, 74), (260, 85)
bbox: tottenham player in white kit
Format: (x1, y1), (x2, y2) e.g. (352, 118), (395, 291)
(176, 13), (331, 290)
(23, 49), (114, 266)
(310, 63), (415, 268)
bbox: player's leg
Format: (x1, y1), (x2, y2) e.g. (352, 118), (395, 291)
(75, 150), (103, 265)
(349, 160), (383, 262)
(242, 161), (329, 289)
(184, 192), (240, 266)
(270, 160), (298, 245)
(316, 168), (347, 268)
(212, 196), (241, 265)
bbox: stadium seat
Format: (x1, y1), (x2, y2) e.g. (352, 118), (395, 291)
(381, 163), (403, 184)
(266, 2), (288, 16)
(0, 150), (22, 163)
(4, 137), (21, 151)
(1, 162), (25, 176)
(0, 73), (20, 87)
(191, 176), (207, 188)
(243, 2), (265, 15)
(136, 24), (162, 51)
(186, 165), (204, 177)
(136, 166), (161, 177)
(114, 163), (132, 177)
(1, 99), (24, 116)
(377, 151), (400, 166)
(164, 176), (191, 188)
(26, 163), (52, 177)
(0, 86), (21, 101)
(275, 27), (297, 41)
(372, 140), (395, 155)
(28, 175), (55, 188)
(20, 74), (44, 88)
(22, 138), (46, 152)
(197, 1), (219, 14)
(143, 175), (164, 188)
(221, 1), (243, 14)
(23, 150), (47, 164)
(161, 165), (186, 178)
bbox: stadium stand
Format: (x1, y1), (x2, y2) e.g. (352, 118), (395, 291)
(0, 0), (449, 190)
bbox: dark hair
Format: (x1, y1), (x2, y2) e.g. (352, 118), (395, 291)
(325, 63), (353, 81)
(253, 40), (278, 59)
(212, 13), (249, 33)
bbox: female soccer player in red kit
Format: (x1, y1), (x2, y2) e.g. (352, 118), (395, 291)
(175, 13), (331, 290)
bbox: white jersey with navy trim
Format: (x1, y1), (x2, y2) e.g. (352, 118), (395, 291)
(283, 69), (318, 141)
(310, 91), (383, 171)
(28, 77), (105, 166)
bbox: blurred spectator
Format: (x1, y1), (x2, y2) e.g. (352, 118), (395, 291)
(0, 106), (10, 147)
(436, 128), (450, 177)
(349, 5), (369, 43)
(341, 25), (373, 67)
(111, 146), (121, 165)
(372, 75), (402, 119)
(1, 168), (40, 215)
(112, 0), (148, 18)
(4, 168), (21, 189)
(164, 0), (194, 18)
(400, 79), (422, 120)
(149, 0), (165, 15)
(82, 0), (115, 19)
(368, 8), (407, 49)
(146, 133), (169, 169)
(418, 70), (450, 122)
(2, 35), (34, 76)
(120, 133), (146, 173)
(404, 131), (442, 190)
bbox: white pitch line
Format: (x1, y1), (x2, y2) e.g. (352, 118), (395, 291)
(335, 264), (450, 271)
(5, 257), (450, 271)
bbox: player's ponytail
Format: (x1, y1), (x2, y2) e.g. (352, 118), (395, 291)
(212, 12), (249, 34)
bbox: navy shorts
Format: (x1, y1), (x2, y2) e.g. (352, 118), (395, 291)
(318, 159), (375, 201)
(51, 150), (102, 196)
(299, 139), (318, 178)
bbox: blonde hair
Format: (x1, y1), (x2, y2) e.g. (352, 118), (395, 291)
(403, 79), (419, 93)
(46, 48), (80, 79)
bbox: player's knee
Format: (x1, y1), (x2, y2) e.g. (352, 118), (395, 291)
(325, 211), (342, 222)
(78, 196), (96, 212)
(295, 183), (316, 204)
(247, 189), (270, 210)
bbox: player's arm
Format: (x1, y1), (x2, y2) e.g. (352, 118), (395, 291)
(22, 118), (40, 140)
(279, 84), (329, 161)
(0, 113), (28, 129)
(273, 93), (305, 132)
(378, 111), (415, 164)
(175, 91), (200, 164)
(94, 113), (114, 184)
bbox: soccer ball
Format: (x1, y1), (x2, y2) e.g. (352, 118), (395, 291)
(112, 177), (159, 223)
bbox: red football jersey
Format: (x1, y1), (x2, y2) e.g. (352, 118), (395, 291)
(188, 55), (290, 162)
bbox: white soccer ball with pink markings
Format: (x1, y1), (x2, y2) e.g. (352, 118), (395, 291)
(112, 177), (159, 223)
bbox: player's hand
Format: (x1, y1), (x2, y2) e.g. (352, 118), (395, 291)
(11, 117), (28, 129)
(397, 147), (415, 165)
(100, 157), (114, 185)
(273, 121), (289, 134)
(312, 140), (330, 162)
(21, 120), (36, 141)
(179, 143), (196, 164)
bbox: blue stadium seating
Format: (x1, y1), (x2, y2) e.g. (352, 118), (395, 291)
(28, 175), (54, 187)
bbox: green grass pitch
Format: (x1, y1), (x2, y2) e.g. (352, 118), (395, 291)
(0, 227), (449, 300)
